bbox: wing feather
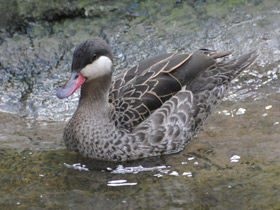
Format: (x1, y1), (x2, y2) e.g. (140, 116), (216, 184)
(109, 50), (234, 131)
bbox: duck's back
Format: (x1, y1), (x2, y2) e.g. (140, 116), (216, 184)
(109, 50), (235, 132)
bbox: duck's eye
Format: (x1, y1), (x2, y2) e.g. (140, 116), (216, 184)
(92, 54), (97, 61)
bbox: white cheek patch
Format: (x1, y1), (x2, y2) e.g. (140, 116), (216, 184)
(80, 56), (112, 79)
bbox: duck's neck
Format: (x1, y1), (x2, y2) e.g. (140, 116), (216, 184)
(78, 74), (112, 114)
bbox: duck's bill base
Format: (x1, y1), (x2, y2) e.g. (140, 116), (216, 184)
(56, 72), (85, 99)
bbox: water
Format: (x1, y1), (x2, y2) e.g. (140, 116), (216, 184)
(1, 0), (280, 209)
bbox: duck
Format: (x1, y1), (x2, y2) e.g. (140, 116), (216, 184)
(56, 37), (258, 161)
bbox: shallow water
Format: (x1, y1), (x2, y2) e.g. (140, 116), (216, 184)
(1, 0), (280, 209)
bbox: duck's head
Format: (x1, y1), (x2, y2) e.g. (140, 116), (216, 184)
(56, 38), (113, 99)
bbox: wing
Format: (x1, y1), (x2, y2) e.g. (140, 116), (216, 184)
(129, 88), (195, 158)
(109, 50), (232, 131)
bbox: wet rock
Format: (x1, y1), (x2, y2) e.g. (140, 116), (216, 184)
(0, 0), (279, 122)
(40, 7), (86, 22)
(0, 0), (29, 34)
(0, 0), (100, 34)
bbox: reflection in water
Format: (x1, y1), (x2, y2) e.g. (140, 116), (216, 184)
(182, 172), (193, 177)
(64, 163), (89, 171)
(265, 105), (272, 110)
(235, 107), (246, 115)
(107, 180), (138, 187)
(230, 155), (241, 163)
(111, 165), (168, 174)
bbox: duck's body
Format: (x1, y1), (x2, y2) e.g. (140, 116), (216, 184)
(57, 38), (258, 161)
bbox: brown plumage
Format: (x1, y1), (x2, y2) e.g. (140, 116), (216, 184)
(56, 37), (258, 161)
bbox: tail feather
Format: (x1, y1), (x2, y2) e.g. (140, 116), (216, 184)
(220, 50), (259, 78)
(199, 49), (232, 59)
(189, 50), (258, 138)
